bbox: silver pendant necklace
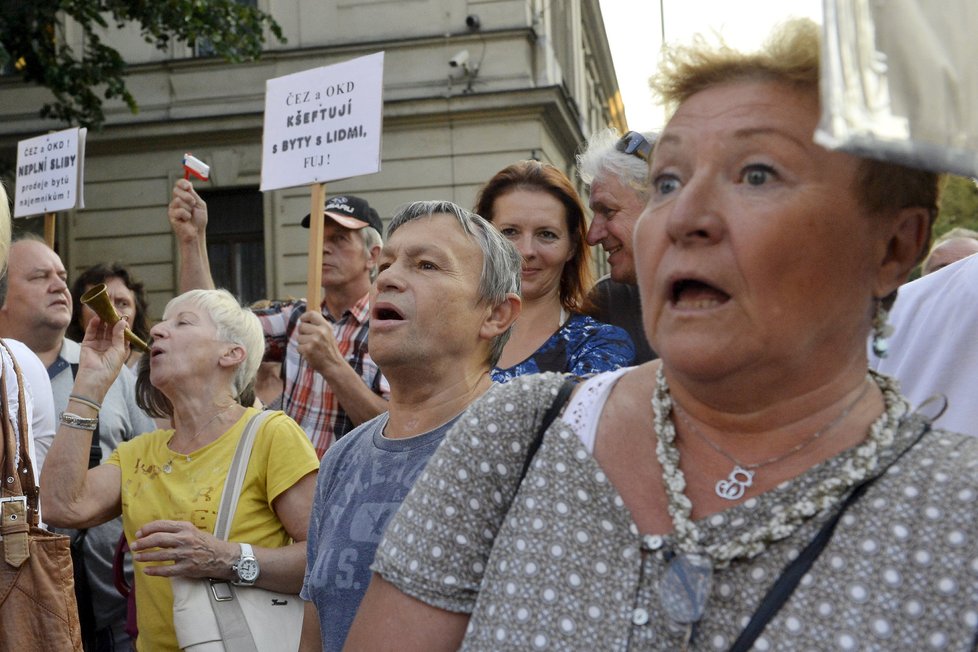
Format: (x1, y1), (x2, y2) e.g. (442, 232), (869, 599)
(650, 367), (903, 625)
(162, 403), (236, 474)
(672, 380), (870, 501)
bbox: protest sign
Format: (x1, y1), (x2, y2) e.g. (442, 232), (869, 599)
(260, 52), (385, 306)
(14, 127), (87, 218)
(260, 52), (384, 191)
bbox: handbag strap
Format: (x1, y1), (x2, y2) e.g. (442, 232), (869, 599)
(517, 376), (579, 485)
(0, 343), (18, 491)
(0, 340), (34, 506)
(204, 410), (273, 652)
(209, 587), (259, 652)
(213, 410), (273, 540)
(0, 340), (37, 567)
(728, 414), (933, 652)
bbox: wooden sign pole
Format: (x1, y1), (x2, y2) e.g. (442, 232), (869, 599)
(306, 183), (326, 309)
(43, 213), (56, 248)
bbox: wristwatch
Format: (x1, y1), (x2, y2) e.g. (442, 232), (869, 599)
(232, 543), (260, 585)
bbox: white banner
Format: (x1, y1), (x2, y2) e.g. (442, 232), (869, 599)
(14, 127), (87, 218)
(260, 52), (385, 191)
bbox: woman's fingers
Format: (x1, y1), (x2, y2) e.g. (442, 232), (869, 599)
(132, 519), (232, 578)
(132, 520), (194, 549)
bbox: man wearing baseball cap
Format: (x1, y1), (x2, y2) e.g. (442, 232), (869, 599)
(169, 180), (389, 457)
(299, 195), (383, 232)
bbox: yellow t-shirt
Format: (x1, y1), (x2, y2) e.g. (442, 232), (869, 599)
(106, 408), (319, 652)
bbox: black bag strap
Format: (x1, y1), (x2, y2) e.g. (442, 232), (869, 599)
(517, 376), (578, 485)
(728, 415), (933, 652)
(70, 362), (102, 468)
(727, 481), (869, 652)
(285, 301), (308, 341)
(279, 303), (311, 414)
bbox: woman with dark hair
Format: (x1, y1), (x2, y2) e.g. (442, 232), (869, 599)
(475, 160), (634, 382)
(68, 263), (150, 371)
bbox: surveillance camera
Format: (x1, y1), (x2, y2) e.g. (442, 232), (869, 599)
(465, 14), (481, 31)
(449, 49), (470, 68)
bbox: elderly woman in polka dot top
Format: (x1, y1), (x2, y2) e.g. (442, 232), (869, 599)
(344, 20), (978, 651)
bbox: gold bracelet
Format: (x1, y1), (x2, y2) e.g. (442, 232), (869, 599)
(68, 394), (102, 412)
(60, 412), (98, 431)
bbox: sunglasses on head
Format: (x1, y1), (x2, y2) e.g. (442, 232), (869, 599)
(615, 131), (653, 162)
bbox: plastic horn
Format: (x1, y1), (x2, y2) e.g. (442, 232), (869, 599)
(79, 283), (150, 352)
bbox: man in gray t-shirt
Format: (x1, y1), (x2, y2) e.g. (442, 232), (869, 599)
(299, 201), (522, 651)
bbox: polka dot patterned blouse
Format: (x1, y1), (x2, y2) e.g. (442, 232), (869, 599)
(372, 372), (978, 650)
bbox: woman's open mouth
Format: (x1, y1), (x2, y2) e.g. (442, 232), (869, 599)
(670, 278), (731, 309)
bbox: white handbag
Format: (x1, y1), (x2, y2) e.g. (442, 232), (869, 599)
(171, 411), (304, 652)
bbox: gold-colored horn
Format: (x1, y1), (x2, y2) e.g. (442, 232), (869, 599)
(79, 283), (150, 352)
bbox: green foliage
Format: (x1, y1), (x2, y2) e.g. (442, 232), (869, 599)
(0, 0), (284, 129)
(934, 175), (978, 240)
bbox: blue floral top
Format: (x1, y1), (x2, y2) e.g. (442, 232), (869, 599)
(491, 313), (635, 383)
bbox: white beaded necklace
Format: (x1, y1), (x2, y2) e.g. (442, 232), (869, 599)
(651, 366), (905, 623)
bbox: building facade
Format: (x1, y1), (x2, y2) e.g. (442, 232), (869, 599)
(0, 0), (626, 315)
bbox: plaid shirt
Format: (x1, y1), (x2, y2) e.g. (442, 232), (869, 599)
(255, 293), (389, 458)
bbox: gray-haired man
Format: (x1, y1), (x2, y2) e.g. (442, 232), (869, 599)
(579, 128), (658, 363)
(299, 201), (522, 652)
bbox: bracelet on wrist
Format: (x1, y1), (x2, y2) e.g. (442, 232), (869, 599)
(60, 412), (98, 431)
(68, 394), (102, 412)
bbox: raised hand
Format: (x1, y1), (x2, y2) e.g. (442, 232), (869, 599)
(73, 316), (130, 403)
(168, 178), (208, 244)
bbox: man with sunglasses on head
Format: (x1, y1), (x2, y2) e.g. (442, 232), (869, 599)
(578, 128), (658, 363)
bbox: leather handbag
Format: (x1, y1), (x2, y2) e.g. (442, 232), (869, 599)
(171, 410), (303, 652)
(0, 340), (83, 650)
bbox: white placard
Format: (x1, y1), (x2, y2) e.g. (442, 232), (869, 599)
(260, 52), (385, 191)
(14, 127), (87, 218)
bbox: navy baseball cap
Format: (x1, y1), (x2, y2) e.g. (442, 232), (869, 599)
(301, 195), (382, 233)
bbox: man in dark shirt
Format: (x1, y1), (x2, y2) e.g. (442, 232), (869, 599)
(578, 128), (658, 362)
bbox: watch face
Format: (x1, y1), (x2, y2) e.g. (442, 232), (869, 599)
(237, 558), (259, 582)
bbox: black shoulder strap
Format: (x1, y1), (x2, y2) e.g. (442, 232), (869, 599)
(285, 301), (308, 339)
(70, 362), (102, 468)
(517, 377), (578, 485)
(728, 415), (933, 652)
(727, 481), (869, 652)
(281, 302), (309, 381)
